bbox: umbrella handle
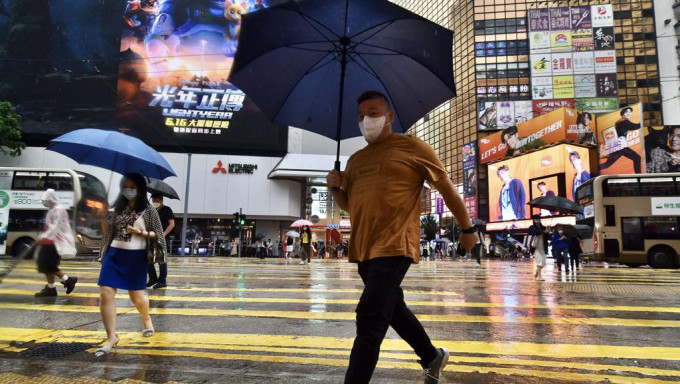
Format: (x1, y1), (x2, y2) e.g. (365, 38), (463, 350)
(332, 160), (341, 192)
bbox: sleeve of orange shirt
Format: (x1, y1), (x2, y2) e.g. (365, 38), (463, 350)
(411, 137), (449, 183)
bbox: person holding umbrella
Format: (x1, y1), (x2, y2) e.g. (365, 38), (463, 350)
(95, 173), (167, 357)
(34, 189), (78, 297)
(327, 90), (476, 384)
(527, 215), (549, 281)
(146, 193), (175, 289)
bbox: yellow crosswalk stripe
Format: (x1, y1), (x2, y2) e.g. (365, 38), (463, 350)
(1, 303), (679, 327)
(2, 327), (680, 361)
(2, 288), (680, 313)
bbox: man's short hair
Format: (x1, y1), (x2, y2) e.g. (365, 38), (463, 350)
(537, 181), (546, 188)
(501, 126), (518, 143)
(150, 193), (164, 199)
(357, 90), (391, 109)
(569, 151), (580, 162)
(497, 165), (509, 176)
(620, 107), (633, 116)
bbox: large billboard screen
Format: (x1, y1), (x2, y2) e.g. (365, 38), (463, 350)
(116, 0), (288, 155)
(528, 5), (618, 117)
(479, 107), (595, 164)
(487, 144), (591, 223)
(596, 104), (645, 174)
(462, 141), (478, 219)
(645, 126), (680, 173)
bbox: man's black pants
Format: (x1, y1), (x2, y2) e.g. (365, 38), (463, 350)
(345, 256), (437, 384)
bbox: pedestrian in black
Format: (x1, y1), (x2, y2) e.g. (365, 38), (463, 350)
(569, 235), (583, 271)
(147, 193), (175, 289)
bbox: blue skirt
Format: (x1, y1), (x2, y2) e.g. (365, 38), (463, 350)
(98, 247), (147, 291)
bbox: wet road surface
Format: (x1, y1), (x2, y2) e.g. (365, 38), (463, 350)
(0, 256), (679, 383)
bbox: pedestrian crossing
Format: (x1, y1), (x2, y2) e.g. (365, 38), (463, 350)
(0, 257), (679, 383)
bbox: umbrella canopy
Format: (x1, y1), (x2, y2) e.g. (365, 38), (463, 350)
(228, 0), (455, 164)
(471, 218), (486, 226)
(561, 224), (593, 239)
(528, 196), (582, 215)
(285, 231), (300, 238)
(47, 129), (176, 179)
(291, 219), (314, 228)
(147, 178), (180, 200)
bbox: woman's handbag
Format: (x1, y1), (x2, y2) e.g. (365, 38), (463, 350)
(531, 234), (540, 249)
(147, 238), (165, 264)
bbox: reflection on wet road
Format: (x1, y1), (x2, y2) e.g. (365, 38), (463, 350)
(0, 257), (679, 383)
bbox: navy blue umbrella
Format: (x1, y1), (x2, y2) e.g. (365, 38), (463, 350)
(47, 129), (176, 180)
(228, 0), (455, 168)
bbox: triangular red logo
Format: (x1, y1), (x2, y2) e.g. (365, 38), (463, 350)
(212, 160), (227, 174)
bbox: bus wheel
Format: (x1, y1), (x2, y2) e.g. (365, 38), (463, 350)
(647, 246), (677, 269)
(12, 238), (35, 259)
(625, 263), (643, 268)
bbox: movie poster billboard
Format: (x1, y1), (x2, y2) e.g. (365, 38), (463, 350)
(462, 141), (479, 219)
(596, 104), (645, 174)
(645, 126), (680, 173)
(116, 0), (289, 155)
(479, 108), (589, 164)
(487, 144), (591, 222)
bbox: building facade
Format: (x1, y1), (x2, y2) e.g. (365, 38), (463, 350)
(393, 0), (678, 221)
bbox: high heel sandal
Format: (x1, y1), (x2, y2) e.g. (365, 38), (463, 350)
(94, 335), (119, 357)
(142, 328), (155, 337)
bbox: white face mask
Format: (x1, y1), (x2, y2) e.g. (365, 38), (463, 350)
(122, 188), (138, 200)
(153, 202), (161, 209)
(358, 115), (387, 143)
(558, 230), (564, 235)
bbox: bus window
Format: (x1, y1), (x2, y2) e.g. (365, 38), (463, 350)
(639, 177), (676, 196)
(12, 172), (73, 191)
(604, 178), (639, 197)
(643, 217), (680, 240)
(8, 210), (45, 232)
(605, 205), (616, 226)
(621, 217), (644, 251)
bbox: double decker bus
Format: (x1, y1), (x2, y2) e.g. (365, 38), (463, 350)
(0, 168), (108, 257)
(575, 173), (680, 269)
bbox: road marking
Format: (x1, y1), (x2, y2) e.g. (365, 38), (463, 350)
(2, 288), (680, 313)
(1, 303), (679, 328)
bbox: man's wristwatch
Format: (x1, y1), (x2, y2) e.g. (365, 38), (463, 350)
(460, 227), (475, 234)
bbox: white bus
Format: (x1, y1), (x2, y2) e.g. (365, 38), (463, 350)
(0, 168), (108, 257)
(575, 173), (680, 269)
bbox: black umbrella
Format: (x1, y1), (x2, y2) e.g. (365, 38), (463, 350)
(528, 196), (582, 215)
(561, 224), (592, 238)
(228, 0), (455, 170)
(471, 219), (486, 226)
(146, 178), (180, 200)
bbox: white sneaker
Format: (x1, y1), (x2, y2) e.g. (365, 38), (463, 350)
(475, 263), (481, 268)
(299, 261), (305, 265)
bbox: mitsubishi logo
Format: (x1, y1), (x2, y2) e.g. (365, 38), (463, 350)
(212, 160), (227, 174)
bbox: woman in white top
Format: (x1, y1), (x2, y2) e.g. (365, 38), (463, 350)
(95, 173), (166, 357)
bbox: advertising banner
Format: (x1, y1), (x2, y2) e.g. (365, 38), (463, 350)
(550, 8), (571, 30)
(0, 171), (10, 255)
(530, 31), (551, 51)
(553, 76), (575, 99)
(551, 31), (572, 52)
(115, 0), (289, 155)
(594, 50), (616, 73)
(572, 28), (594, 51)
(532, 77), (554, 99)
(533, 99), (575, 115)
(514, 101), (534, 124)
(591, 4), (614, 28)
(596, 74), (618, 97)
(478, 101), (535, 131)
(531, 53), (552, 76)
(552, 53), (573, 75)
(651, 197), (680, 216)
(310, 187), (329, 220)
(575, 97), (619, 113)
(571, 6), (592, 29)
(572, 52), (595, 74)
(487, 144), (591, 222)
(479, 108), (587, 164)
(529, 4), (618, 118)
(462, 141), (479, 219)
(596, 104), (645, 174)
(529, 9), (550, 31)
(10, 191), (74, 209)
(644, 126), (680, 173)
(574, 75), (597, 98)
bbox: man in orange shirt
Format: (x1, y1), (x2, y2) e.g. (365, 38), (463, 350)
(327, 90), (477, 384)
